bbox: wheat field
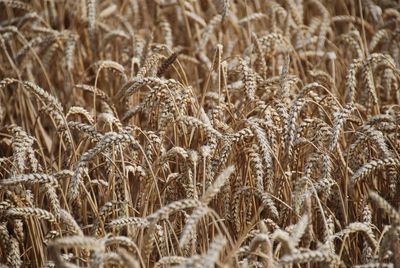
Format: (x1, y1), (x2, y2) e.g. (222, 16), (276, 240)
(0, 0), (400, 267)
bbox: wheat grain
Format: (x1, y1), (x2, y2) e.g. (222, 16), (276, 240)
(280, 250), (342, 266)
(351, 158), (399, 185)
(6, 207), (56, 222)
(0, 173), (57, 186)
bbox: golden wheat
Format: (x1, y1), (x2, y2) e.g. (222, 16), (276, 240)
(1, 1), (400, 267)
